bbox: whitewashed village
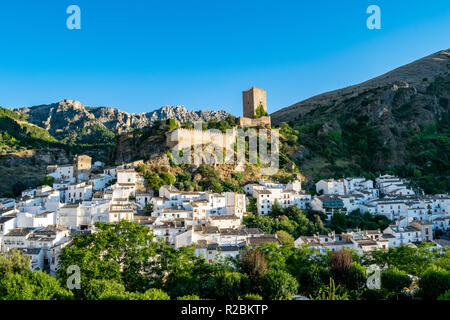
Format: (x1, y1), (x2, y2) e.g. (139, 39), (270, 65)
(0, 87), (449, 277)
(0, 150), (449, 274)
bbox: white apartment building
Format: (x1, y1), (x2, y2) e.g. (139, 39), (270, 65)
(254, 180), (311, 215)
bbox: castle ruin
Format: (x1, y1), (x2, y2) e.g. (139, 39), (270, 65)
(166, 87), (272, 150)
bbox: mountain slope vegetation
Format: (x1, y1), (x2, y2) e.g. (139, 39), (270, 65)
(271, 49), (450, 193)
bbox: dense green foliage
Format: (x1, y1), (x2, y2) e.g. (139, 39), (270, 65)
(277, 74), (450, 193)
(255, 104), (268, 118)
(0, 107), (59, 153)
(328, 210), (392, 233)
(0, 250), (72, 300)
(0, 224), (448, 300)
(418, 266), (450, 300)
(61, 124), (115, 147)
(244, 206), (390, 240)
(380, 268), (412, 298)
(391, 114), (450, 194)
(244, 206), (329, 238)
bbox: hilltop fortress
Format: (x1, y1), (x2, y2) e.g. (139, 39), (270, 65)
(166, 87), (271, 150)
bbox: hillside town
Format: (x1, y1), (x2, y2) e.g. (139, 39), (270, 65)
(0, 151), (449, 274)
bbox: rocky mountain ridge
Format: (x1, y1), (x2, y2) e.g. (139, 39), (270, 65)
(17, 101), (232, 135)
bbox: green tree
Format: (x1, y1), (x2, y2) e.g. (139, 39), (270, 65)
(255, 104), (268, 118)
(177, 294), (202, 300)
(328, 249), (353, 285)
(419, 266), (450, 300)
(127, 288), (170, 300)
(239, 248), (269, 293)
(0, 271), (73, 300)
(42, 175), (55, 187)
(166, 118), (179, 131)
(240, 293), (263, 300)
(247, 198), (257, 213)
(381, 268), (412, 299)
(310, 278), (349, 300)
(84, 279), (128, 300)
(206, 271), (250, 300)
(0, 250), (31, 279)
(345, 263), (367, 297)
(159, 246), (220, 298)
(437, 290), (450, 300)
(276, 230), (294, 246)
(160, 172), (176, 185)
(286, 246), (330, 296)
(260, 269), (298, 300)
(57, 220), (165, 297)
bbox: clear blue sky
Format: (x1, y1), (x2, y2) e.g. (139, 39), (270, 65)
(0, 0), (449, 116)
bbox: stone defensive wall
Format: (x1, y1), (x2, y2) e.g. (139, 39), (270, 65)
(166, 128), (237, 150)
(237, 116), (271, 129)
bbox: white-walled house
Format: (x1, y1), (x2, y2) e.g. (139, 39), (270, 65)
(382, 223), (425, 247)
(48, 164), (74, 181)
(103, 167), (117, 178)
(25, 225), (70, 251)
(108, 197), (135, 223)
(150, 221), (186, 245)
(136, 192), (153, 208)
(0, 198), (15, 209)
(0, 216), (16, 251)
(295, 230), (389, 255)
(294, 233), (355, 254)
(208, 214), (241, 229)
(255, 187), (311, 216)
(89, 174), (114, 191)
(1, 227), (34, 252)
(433, 214), (450, 232)
(316, 179), (346, 195)
(117, 169), (137, 185)
(57, 200), (111, 230)
(195, 241), (245, 263)
(65, 182), (93, 203)
(16, 211), (55, 228)
(315, 178), (376, 196)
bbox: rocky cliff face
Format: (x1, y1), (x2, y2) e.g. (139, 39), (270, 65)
(17, 100), (100, 140)
(17, 101), (232, 135)
(90, 105), (231, 133)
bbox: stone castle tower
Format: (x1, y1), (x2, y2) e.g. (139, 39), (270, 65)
(73, 154), (92, 181)
(242, 87), (267, 118)
(238, 87), (271, 129)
